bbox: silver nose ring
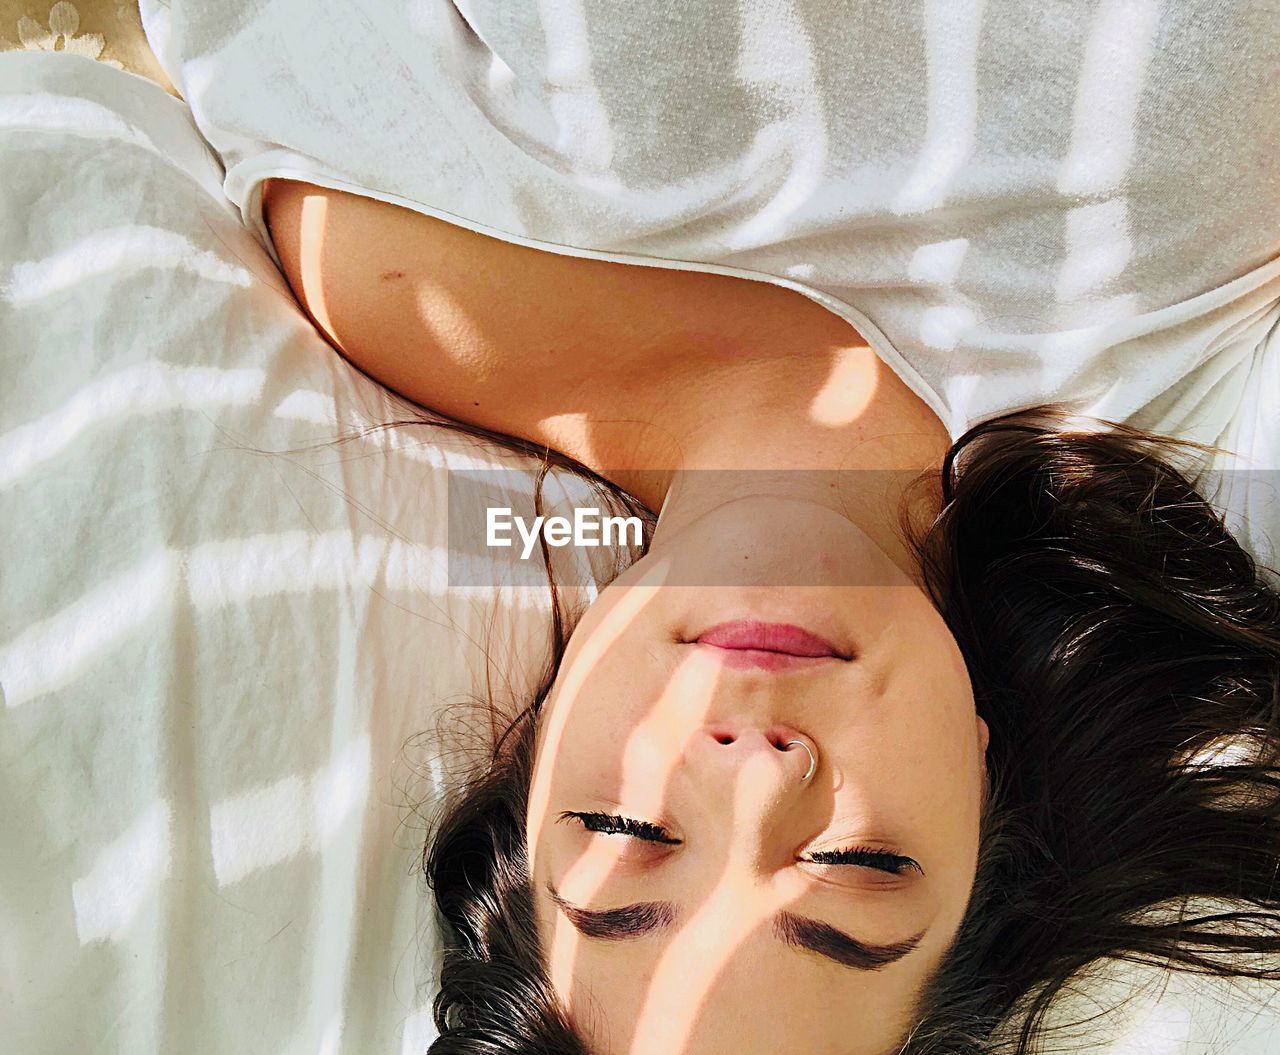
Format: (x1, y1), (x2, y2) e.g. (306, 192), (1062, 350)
(784, 739), (818, 782)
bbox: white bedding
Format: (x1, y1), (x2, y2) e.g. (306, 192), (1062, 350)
(0, 51), (575, 1055)
(1, 50), (1277, 1055)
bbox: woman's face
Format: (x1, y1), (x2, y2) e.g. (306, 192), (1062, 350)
(526, 497), (989, 1055)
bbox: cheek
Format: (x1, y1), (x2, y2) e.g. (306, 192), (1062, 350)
(877, 644), (983, 823)
(916, 624), (978, 746)
(562, 650), (721, 772)
(531, 678), (664, 816)
(560, 710), (691, 820)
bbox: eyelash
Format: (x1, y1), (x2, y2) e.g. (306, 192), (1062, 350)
(562, 811), (682, 845)
(561, 811), (920, 874)
(805, 846), (922, 875)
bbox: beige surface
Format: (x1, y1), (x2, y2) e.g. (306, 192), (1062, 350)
(0, 0), (174, 92)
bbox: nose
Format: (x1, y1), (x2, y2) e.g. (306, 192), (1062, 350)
(699, 722), (818, 786)
(685, 723), (820, 870)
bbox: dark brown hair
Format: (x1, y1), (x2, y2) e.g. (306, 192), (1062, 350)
(422, 403), (1280, 1054)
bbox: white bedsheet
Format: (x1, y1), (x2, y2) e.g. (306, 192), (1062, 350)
(0, 51), (574, 1055)
(1, 51), (1277, 1055)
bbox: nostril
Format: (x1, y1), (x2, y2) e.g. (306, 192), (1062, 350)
(764, 727), (792, 751)
(715, 733), (736, 745)
(765, 726), (808, 753)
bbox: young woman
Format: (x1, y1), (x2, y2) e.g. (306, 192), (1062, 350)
(261, 178), (1280, 1054)
(2, 1), (1275, 1051)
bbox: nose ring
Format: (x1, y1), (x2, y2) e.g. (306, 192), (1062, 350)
(784, 739), (818, 782)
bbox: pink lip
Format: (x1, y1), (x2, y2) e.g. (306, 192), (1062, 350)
(694, 621), (848, 670)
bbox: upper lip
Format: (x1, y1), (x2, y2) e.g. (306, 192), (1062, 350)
(693, 620), (850, 660)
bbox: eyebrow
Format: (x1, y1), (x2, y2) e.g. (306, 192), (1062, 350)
(546, 884), (925, 971)
(774, 911), (924, 969)
(548, 886), (677, 938)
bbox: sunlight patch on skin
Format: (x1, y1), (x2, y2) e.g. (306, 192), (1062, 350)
(526, 560), (673, 855)
(535, 411), (602, 469)
(298, 194), (336, 341)
(528, 557), (680, 1010)
(623, 763), (795, 1055)
(547, 649), (725, 1008)
(410, 278), (493, 374)
(808, 348), (878, 426)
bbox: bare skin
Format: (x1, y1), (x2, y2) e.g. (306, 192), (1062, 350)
(261, 178), (953, 582)
(262, 179), (988, 1055)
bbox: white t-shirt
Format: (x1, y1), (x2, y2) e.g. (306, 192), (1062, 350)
(139, 0), (1280, 578)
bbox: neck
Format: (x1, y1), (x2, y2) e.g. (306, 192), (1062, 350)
(648, 462), (944, 591)
(591, 344), (952, 585)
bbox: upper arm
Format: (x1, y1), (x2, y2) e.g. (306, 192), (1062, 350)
(263, 177), (372, 354)
(261, 178), (345, 351)
(260, 177), (474, 405)
(258, 177), (590, 442)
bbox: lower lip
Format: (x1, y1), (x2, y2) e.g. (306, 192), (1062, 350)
(694, 620), (846, 671)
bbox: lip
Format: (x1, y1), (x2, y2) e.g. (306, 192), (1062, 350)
(693, 620), (850, 671)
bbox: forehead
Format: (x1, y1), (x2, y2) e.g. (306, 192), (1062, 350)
(550, 913), (926, 1055)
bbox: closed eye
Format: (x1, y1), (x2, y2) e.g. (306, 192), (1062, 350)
(559, 811), (682, 845)
(804, 846), (923, 876)
(560, 813), (921, 875)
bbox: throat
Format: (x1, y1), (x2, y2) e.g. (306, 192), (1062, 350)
(579, 345), (950, 498)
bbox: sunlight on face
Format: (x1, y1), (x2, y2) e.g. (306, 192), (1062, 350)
(526, 497), (989, 1055)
